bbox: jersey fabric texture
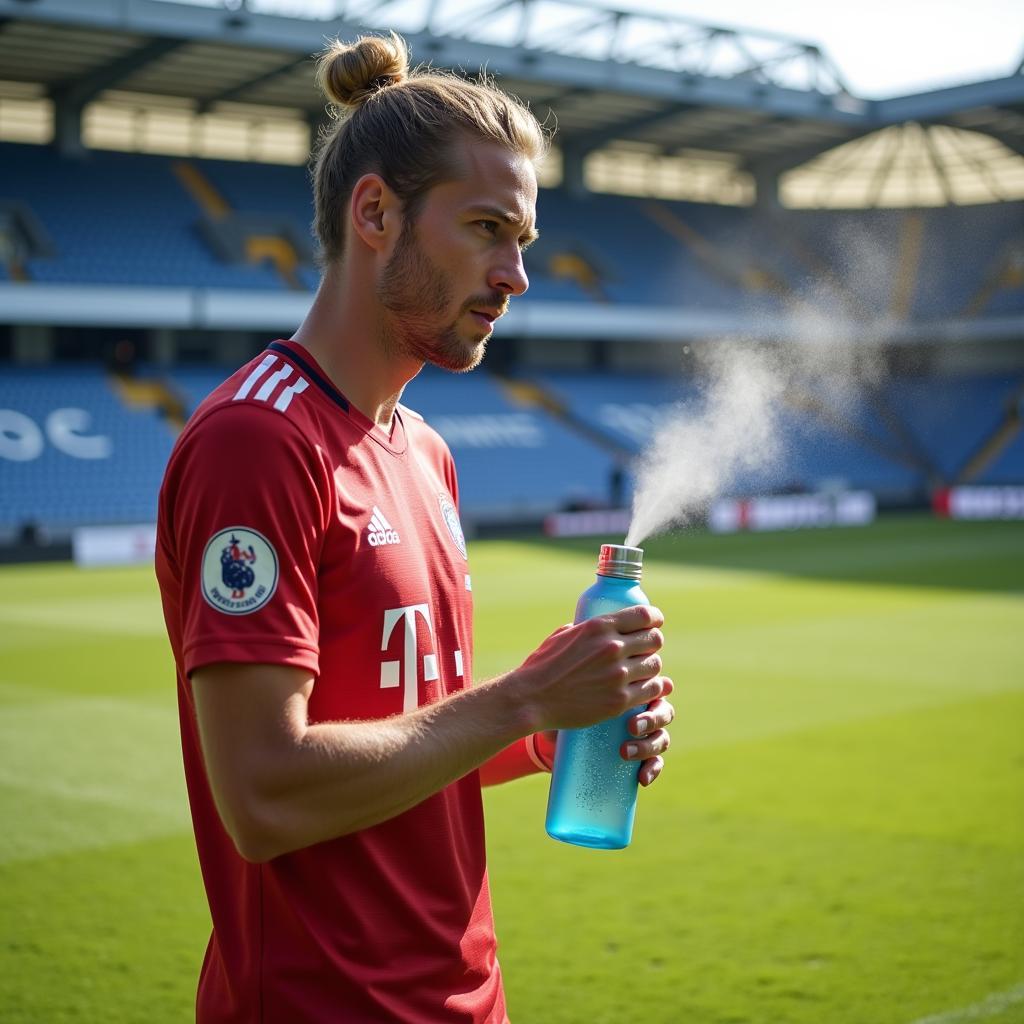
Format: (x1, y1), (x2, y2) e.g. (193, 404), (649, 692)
(156, 340), (508, 1023)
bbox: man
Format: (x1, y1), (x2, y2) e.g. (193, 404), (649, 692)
(156, 31), (674, 1023)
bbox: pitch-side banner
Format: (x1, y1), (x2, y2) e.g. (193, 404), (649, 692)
(545, 509), (632, 538)
(709, 492), (877, 533)
(72, 524), (157, 567)
(933, 486), (1024, 520)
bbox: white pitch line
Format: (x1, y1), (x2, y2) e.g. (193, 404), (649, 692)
(907, 983), (1024, 1024)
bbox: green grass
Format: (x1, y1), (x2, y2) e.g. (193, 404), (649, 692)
(1, 516), (1022, 1022)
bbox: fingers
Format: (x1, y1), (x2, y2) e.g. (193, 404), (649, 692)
(627, 694), (674, 786)
(628, 695), (675, 738)
(620, 629), (666, 687)
(621, 626), (664, 658)
(624, 670), (673, 708)
(638, 756), (665, 787)
(621, 726), (670, 763)
(608, 604), (664, 634)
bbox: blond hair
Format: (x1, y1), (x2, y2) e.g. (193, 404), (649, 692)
(311, 32), (548, 265)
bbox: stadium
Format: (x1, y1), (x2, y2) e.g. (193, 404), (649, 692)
(0, 0), (1022, 1021)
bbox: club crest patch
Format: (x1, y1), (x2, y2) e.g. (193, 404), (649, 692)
(201, 527), (278, 615)
(437, 493), (467, 559)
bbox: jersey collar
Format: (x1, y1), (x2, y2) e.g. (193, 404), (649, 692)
(267, 340), (408, 455)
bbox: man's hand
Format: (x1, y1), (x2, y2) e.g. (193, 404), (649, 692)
(513, 605), (674, 772)
(537, 690), (675, 788)
(623, 693), (674, 786)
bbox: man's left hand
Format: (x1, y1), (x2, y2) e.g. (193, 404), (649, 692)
(538, 681), (675, 786)
(623, 687), (674, 787)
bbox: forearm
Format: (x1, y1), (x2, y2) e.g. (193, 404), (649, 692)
(235, 674), (535, 860)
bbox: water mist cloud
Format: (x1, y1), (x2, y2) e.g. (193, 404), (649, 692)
(625, 345), (787, 547)
(623, 217), (904, 548)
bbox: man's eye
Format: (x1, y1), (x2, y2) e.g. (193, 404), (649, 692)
(476, 220), (499, 235)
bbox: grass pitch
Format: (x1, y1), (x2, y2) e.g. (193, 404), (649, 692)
(0, 516), (1021, 1022)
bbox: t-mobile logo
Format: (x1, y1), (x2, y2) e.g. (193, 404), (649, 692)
(380, 604), (462, 712)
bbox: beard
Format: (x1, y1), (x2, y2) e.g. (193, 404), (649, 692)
(378, 219), (498, 374)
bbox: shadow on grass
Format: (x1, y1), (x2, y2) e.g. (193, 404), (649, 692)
(506, 514), (1024, 595)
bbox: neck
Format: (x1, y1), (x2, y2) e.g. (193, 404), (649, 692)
(290, 263), (423, 429)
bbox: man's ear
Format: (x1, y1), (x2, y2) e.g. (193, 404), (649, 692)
(349, 173), (401, 253)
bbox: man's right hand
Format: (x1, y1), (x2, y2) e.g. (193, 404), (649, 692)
(509, 605), (669, 733)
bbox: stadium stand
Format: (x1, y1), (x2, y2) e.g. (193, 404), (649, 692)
(3, 142), (1021, 320)
(402, 367), (619, 517)
(0, 366), (175, 529)
(1, 144), (286, 291)
(1, 2), (1022, 541)
(887, 373), (1023, 479)
(5, 358), (1017, 536)
(981, 430), (1024, 483)
(166, 365), (231, 416)
(528, 368), (1024, 498)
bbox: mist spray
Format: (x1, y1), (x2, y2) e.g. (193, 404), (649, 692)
(546, 543), (649, 850)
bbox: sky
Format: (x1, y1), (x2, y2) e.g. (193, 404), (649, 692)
(223, 0), (1024, 99)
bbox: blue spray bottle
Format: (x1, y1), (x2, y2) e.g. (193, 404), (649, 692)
(545, 544), (650, 850)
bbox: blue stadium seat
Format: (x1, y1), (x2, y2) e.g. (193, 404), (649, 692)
(0, 366), (175, 528)
(166, 365), (233, 415)
(980, 430), (1024, 483)
(1, 143), (286, 291)
(3, 141), (1019, 313)
(534, 370), (922, 498)
(402, 368), (617, 517)
(887, 373), (1022, 479)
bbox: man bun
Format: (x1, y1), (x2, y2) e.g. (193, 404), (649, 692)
(316, 32), (410, 109)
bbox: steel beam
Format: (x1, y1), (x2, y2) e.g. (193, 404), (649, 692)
(48, 34), (184, 155)
(50, 36), (185, 108)
(742, 130), (875, 176)
(0, 0), (869, 124)
(875, 75), (1024, 124)
(560, 102), (693, 155)
(196, 53), (313, 113)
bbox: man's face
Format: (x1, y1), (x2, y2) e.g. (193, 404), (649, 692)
(378, 139), (538, 373)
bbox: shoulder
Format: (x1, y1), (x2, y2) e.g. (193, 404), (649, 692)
(227, 348), (317, 417)
(182, 395), (311, 455)
(181, 348), (325, 449)
(169, 399), (320, 501)
(185, 349), (318, 438)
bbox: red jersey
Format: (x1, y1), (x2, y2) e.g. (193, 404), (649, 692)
(156, 340), (506, 1023)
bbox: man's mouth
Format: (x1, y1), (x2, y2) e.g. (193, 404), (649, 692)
(469, 308), (503, 324)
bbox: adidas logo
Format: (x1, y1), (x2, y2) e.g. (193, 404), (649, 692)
(367, 506), (401, 547)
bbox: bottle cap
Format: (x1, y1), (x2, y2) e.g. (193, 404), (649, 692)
(597, 544), (643, 580)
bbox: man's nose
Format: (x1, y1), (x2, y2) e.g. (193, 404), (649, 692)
(488, 248), (529, 298)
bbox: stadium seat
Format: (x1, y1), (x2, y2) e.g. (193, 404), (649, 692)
(0, 365), (175, 528)
(3, 141), (1019, 315)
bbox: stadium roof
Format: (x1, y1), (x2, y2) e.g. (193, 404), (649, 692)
(0, 0), (1022, 203)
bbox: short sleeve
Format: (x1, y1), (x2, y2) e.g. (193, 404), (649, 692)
(164, 403), (330, 678)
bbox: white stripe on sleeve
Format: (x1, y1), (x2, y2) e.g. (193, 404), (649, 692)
(254, 364), (294, 403)
(273, 376), (309, 412)
(233, 354), (277, 401)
